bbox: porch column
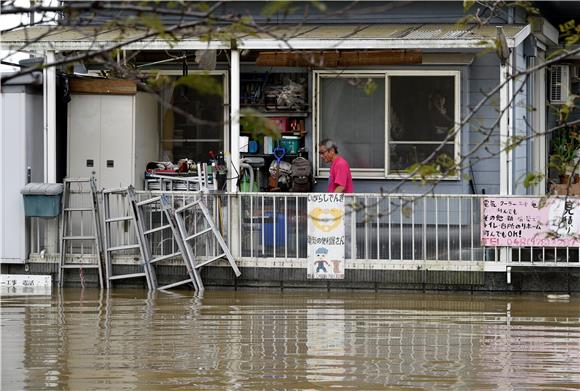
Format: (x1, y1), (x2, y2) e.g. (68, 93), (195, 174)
(499, 62), (512, 195)
(228, 48), (241, 258)
(43, 50), (56, 183)
(499, 57), (513, 265)
(229, 49), (240, 193)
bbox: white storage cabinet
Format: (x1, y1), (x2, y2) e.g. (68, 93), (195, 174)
(67, 92), (159, 189)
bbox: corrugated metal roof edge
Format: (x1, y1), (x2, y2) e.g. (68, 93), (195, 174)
(1, 23), (529, 50)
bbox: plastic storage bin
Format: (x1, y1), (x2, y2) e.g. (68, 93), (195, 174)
(263, 212), (286, 247)
(279, 136), (300, 154)
(21, 183), (64, 218)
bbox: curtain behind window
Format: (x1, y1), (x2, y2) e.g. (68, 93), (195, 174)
(320, 77), (385, 170)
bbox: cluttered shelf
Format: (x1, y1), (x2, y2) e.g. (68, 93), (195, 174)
(240, 72), (308, 113)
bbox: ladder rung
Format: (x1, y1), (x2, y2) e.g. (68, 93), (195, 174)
(150, 252), (181, 264)
(185, 227), (212, 241)
(65, 178), (91, 183)
(60, 264), (100, 269)
(175, 200), (202, 213)
(136, 197), (161, 207)
(105, 216), (133, 223)
(158, 279), (193, 290)
(109, 272), (147, 281)
(103, 187), (128, 194)
(64, 207), (93, 212)
(63, 236), (96, 240)
(195, 253), (226, 268)
(107, 244), (140, 252)
(144, 224), (171, 235)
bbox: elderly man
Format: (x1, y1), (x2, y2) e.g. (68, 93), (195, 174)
(318, 138), (353, 193)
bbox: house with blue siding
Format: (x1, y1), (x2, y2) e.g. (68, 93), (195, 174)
(1, 1), (578, 291)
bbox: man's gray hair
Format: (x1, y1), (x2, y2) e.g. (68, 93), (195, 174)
(319, 138), (338, 154)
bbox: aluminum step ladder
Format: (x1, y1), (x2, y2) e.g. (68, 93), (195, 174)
(102, 188), (155, 289)
(159, 195), (204, 291)
(128, 187), (200, 291)
(58, 178), (104, 288)
(171, 197), (241, 287)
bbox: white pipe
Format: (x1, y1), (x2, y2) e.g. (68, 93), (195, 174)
(229, 49), (240, 193)
(44, 50), (56, 183)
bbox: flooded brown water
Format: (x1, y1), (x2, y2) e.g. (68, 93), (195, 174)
(1, 289), (580, 390)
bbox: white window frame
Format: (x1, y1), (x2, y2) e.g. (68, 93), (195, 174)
(314, 70), (461, 180)
(156, 70), (230, 160)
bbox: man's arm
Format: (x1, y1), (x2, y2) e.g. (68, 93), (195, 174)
(333, 185), (345, 193)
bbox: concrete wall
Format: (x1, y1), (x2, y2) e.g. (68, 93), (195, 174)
(3, 262), (579, 293)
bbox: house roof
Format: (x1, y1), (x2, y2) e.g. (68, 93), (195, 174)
(1, 23), (531, 51)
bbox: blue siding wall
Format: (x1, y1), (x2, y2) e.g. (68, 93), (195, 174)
(466, 53), (501, 195)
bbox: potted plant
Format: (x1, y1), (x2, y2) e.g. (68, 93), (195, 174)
(549, 125), (580, 184)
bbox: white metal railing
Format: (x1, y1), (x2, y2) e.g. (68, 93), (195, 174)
(27, 192), (580, 267)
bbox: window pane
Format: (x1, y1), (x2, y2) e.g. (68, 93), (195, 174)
(389, 143), (455, 173)
(161, 75), (224, 162)
(320, 77), (385, 169)
(389, 76), (455, 142)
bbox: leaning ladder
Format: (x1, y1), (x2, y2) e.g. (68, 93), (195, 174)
(171, 197), (242, 286)
(58, 178), (104, 288)
(128, 187), (200, 291)
(102, 188), (155, 289)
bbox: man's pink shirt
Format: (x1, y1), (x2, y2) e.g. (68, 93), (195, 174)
(328, 156), (354, 193)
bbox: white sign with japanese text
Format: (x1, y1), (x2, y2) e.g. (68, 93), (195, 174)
(307, 193), (345, 279)
(481, 197), (580, 247)
(1, 274), (52, 295)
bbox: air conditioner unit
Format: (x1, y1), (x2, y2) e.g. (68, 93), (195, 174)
(549, 65), (570, 104)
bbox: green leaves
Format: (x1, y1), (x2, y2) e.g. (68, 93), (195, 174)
(174, 74), (223, 96)
(140, 13), (164, 33)
(362, 78), (377, 96)
(261, 1), (293, 16)
(404, 153), (458, 183)
(463, 0), (475, 12)
(239, 108), (282, 139)
(523, 172), (545, 188)
(549, 124), (580, 175)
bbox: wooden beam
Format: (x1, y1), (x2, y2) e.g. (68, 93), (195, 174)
(256, 50), (422, 67)
(70, 79), (137, 95)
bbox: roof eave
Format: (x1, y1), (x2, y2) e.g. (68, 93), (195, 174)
(1, 38), (499, 51)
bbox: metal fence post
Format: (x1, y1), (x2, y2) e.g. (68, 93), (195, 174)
(230, 194), (241, 258)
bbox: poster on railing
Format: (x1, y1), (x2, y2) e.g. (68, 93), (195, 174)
(307, 194), (345, 279)
(481, 197), (580, 247)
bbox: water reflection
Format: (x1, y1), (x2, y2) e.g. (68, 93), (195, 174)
(1, 290), (579, 390)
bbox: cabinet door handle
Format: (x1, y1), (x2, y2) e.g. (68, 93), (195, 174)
(106, 160), (114, 168)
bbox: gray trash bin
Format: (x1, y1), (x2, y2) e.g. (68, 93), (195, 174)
(21, 183), (64, 218)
